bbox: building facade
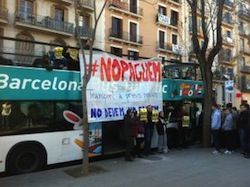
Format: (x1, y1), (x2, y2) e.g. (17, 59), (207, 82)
(0, 0), (104, 65)
(104, 0), (183, 62)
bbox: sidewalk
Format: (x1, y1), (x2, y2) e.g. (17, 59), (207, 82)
(0, 148), (250, 187)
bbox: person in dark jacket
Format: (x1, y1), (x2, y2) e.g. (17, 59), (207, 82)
(156, 111), (168, 153)
(124, 109), (135, 161)
(238, 104), (249, 155)
(134, 111), (145, 158)
(143, 105), (154, 156)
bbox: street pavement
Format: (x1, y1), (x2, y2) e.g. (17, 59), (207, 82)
(0, 148), (250, 187)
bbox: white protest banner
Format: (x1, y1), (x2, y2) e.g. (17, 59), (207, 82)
(79, 52), (163, 123)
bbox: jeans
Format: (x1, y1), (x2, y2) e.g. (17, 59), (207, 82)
(224, 130), (233, 151)
(144, 127), (154, 154)
(212, 130), (221, 151)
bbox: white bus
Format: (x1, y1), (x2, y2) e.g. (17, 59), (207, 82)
(0, 65), (124, 175)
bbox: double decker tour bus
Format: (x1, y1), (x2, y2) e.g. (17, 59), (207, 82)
(0, 63), (107, 174)
(0, 38), (163, 175)
(0, 36), (132, 175)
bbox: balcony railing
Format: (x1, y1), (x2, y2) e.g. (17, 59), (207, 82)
(240, 65), (250, 73)
(76, 26), (93, 38)
(239, 28), (248, 36)
(222, 16), (234, 25)
(0, 7), (8, 21)
(109, 0), (143, 16)
(170, 19), (178, 27)
(238, 9), (250, 20)
(157, 42), (172, 51)
(240, 47), (250, 54)
(241, 77), (250, 92)
(170, 0), (182, 3)
(109, 29), (143, 44)
(15, 11), (74, 34)
(224, 0), (234, 7)
(218, 52), (233, 62)
(80, 0), (94, 10)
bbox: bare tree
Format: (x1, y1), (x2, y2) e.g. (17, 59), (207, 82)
(74, 0), (108, 175)
(187, 0), (225, 147)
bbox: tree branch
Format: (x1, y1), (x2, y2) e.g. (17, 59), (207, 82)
(207, 0), (225, 67)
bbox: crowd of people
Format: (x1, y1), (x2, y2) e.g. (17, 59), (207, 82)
(123, 102), (250, 161)
(123, 105), (167, 161)
(211, 102), (250, 158)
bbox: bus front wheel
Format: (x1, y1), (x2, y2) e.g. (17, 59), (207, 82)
(7, 143), (46, 174)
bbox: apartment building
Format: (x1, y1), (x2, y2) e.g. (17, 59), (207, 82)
(183, 0), (250, 106)
(237, 1), (250, 102)
(0, 0), (105, 65)
(104, 0), (183, 62)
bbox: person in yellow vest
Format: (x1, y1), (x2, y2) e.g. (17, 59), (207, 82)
(179, 105), (190, 148)
(1, 102), (11, 129)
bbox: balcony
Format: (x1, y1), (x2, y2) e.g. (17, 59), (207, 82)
(239, 28), (249, 37)
(109, 0), (143, 18)
(240, 65), (250, 74)
(156, 42), (181, 54)
(15, 12), (74, 36)
(109, 29), (143, 45)
(218, 53), (233, 65)
(77, 26), (93, 38)
(222, 16), (234, 27)
(224, 0), (234, 8)
(238, 9), (250, 21)
(240, 47), (250, 56)
(169, 0), (182, 5)
(241, 76), (250, 92)
(79, 0), (94, 11)
(0, 7), (8, 23)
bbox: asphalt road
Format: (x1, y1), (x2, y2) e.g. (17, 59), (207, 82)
(0, 148), (250, 187)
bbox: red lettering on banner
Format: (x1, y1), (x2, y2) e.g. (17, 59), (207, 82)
(129, 63), (135, 81)
(100, 57), (161, 82)
(120, 60), (129, 81)
(112, 59), (121, 81)
(100, 57), (111, 81)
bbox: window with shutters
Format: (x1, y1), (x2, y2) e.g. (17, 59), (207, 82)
(129, 22), (137, 42)
(111, 47), (122, 57)
(170, 10), (178, 26)
(111, 17), (122, 39)
(159, 30), (165, 49)
(128, 50), (139, 60)
(172, 34), (178, 45)
(19, 0), (33, 20)
(15, 32), (34, 65)
(158, 5), (166, 15)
